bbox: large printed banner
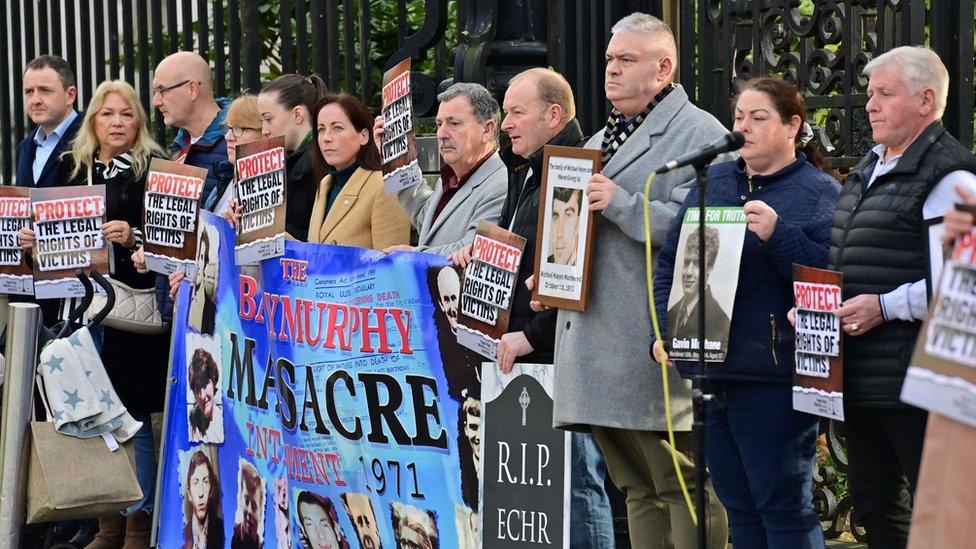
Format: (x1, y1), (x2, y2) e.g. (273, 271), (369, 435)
(159, 211), (481, 549)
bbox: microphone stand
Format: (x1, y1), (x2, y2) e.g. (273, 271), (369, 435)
(692, 158), (712, 549)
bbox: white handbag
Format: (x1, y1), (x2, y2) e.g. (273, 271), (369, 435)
(89, 278), (168, 335)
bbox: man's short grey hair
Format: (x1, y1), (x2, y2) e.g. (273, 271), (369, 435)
(438, 82), (501, 142)
(611, 12), (677, 55)
(864, 46), (949, 118)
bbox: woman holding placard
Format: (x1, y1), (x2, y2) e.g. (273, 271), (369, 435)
(305, 92), (410, 249)
(66, 80), (168, 546)
(652, 77), (839, 548)
(257, 73), (328, 241)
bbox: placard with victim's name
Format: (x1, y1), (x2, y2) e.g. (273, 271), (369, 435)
(0, 186), (34, 295)
(142, 158), (209, 276)
(457, 221), (527, 360)
(792, 265), (844, 421)
(380, 59), (424, 195)
(30, 185), (110, 298)
(533, 145), (601, 312)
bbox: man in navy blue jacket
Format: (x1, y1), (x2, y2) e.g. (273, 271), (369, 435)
(15, 55), (82, 188)
(152, 51), (230, 210)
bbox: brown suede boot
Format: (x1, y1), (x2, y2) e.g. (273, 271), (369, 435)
(120, 511), (151, 549)
(83, 513), (125, 549)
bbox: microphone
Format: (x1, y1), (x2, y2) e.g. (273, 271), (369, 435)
(656, 132), (745, 174)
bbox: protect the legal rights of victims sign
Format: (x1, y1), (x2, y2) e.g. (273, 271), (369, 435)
(29, 185), (110, 299)
(235, 136), (287, 264)
(380, 59), (424, 195)
(903, 230), (976, 428)
(792, 265), (844, 421)
(457, 221), (527, 359)
(142, 158), (209, 276)
(0, 186), (34, 295)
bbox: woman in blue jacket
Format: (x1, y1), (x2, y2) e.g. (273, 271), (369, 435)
(653, 76), (840, 548)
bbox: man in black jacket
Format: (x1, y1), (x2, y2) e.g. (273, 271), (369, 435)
(829, 46), (976, 548)
(452, 67), (615, 547)
(16, 55), (81, 189)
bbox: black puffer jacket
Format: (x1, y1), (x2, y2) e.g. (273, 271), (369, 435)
(829, 121), (976, 407)
(498, 119), (584, 363)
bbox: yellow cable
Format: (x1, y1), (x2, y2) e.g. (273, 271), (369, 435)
(643, 171), (699, 526)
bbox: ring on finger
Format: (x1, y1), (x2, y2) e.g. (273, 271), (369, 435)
(851, 322), (860, 331)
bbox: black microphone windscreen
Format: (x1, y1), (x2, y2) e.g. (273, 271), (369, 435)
(728, 131), (745, 150)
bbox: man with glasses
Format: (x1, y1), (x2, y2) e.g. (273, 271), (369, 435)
(152, 51), (230, 210)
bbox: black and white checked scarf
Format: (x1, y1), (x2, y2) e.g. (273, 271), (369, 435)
(601, 83), (675, 164)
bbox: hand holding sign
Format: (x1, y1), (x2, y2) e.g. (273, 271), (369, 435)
(743, 200), (778, 242)
(585, 173), (617, 212)
(102, 219), (135, 248)
(19, 227), (35, 253)
(496, 331), (534, 374)
(835, 294), (883, 336)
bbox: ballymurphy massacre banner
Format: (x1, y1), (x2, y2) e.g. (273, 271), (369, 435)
(0, 186), (34, 295)
(30, 185), (110, 299)
(157, 211), (484, 548)
(142, 158), (209, 276)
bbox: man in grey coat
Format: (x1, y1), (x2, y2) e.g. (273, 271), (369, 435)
(553, 13), (730, 548)
(376, 82), (507, 257)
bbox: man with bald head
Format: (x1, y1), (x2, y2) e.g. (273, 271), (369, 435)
(152, 51), (230, 209)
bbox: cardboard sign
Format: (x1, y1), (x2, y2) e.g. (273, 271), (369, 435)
(142, 158), (209, 276)
(480, 363), (570, 548)
(902, 230), (976, 426)
(792, 265), (844, 420)
(235, 136), (287, 264)
(666, 207), (746, 362)
(0, 186), (34, 295)
(457, 221), (527, 359)
(380, 59), (424, 195)
(29, 185), (110, 299)
(533, 145), (601, 311)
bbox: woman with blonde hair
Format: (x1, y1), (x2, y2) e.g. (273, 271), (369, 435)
(34, 79), (168, 549)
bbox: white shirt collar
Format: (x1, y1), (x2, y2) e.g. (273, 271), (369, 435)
(33, 110), (78, 144)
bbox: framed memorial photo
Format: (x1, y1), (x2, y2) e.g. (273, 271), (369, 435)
(532, 145), (601, 311)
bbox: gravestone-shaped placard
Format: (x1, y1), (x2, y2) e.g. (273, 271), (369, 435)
(481, 364), (569, 548)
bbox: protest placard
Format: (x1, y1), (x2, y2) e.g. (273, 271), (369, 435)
(29, 185), (110, 299)
(533, 145), (601, 311)
(480, 363), (570, 548)
(457, 221), (527, 359)
(142, 158), (209, 276)
(380, 59), (424, 195)
(666, 207), (746, 362)
(235, 136), (287, 264)
(0, 186), (34, 295)
(902, 229), (976, 427)
(792, 265), (844, 420)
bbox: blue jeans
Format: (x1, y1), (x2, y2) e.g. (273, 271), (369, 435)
(125, 412), (157, 515)
(705, 380), (823, 549)
(570, 432), (616, 548)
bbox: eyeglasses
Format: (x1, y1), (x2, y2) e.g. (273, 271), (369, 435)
(152, 79), (193, 98)
(225, 126), (261, 138)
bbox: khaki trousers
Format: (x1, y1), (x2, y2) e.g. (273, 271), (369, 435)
(591, 426), (728, 549)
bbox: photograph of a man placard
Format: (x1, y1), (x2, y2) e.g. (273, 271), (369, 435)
(666, 207), (745, 361)
(533, 145), (601, 311)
